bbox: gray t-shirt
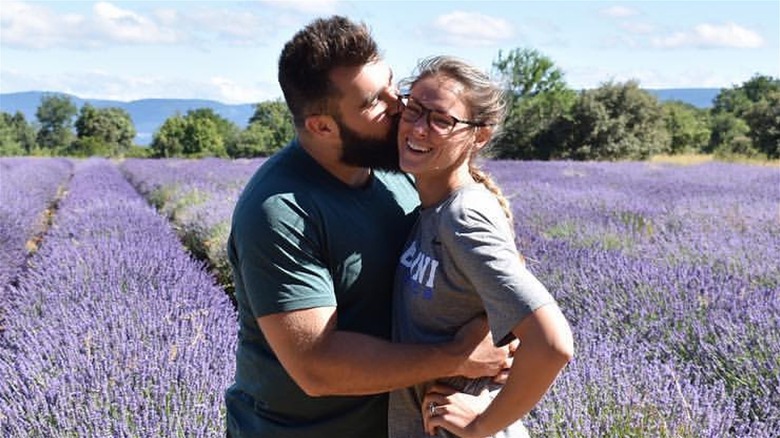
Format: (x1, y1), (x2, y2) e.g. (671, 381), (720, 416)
(388, 184), (554, 438)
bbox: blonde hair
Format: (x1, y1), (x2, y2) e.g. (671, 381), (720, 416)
(403, 55), (513, 226)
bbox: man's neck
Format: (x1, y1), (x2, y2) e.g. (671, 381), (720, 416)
(299, 137), (372, 188)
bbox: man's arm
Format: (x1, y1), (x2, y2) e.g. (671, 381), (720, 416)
(258, 306), (508, 397)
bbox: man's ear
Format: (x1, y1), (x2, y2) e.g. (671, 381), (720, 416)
(304, 115), (337, 139)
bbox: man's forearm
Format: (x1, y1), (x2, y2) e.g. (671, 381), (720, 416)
(300, 330), (464, 396)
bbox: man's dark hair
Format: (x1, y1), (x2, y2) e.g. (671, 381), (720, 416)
(278, 16), (380, 127)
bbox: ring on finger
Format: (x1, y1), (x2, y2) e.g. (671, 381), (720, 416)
(428, 401), (438, 417)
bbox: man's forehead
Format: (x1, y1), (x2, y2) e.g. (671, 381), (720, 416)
(330, 60), (392, 94)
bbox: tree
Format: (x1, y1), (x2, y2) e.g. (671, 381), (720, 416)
(150, 109), (236, 158)
(493, 48), (570, 99)
(72, 104), (136, 157)
(490, 48), (576, 159)
(151, 114), (187, 158)
(35, 94), (77, 153)
(743, 90), (780, 158)
(187, 108), (240, 153)
(709, 75), (779, 157)
(0, 113), (25, 156)
(247, 99), (294, 155)
(561, 80), (670, 161)
(707, 112), (753, 157)
(229, 123), (277, 158)
(0, 111), (37, 155)
(661, 101), (711, 154)
(712, 74), (780, 116)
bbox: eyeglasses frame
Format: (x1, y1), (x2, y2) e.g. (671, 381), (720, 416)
(397, 93), (489, 134)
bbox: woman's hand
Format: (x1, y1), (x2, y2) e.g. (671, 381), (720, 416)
(421, 383), (491, 437)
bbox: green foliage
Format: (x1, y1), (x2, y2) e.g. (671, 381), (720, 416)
(712, 74), (780, 116)
(150, 109), (236, 158)
(662, 101), (711, 154)
(240, 99), (294, 157)
(66, 136), (112, 157)
(493, 48), (570, 99)
(743, 90), (780, 158)
(0, 115), (25, 156)
(35, 94), (77, 153)
(490, 48), (576, 159)
(0, 111), (37, 156)
(709, 74), (780, 159)
(124, 145), (151, 158)
(151, 115), (187, 157)
(73, 104), (136, 157)
(561, 81), (670, 161)
(708, 112), (754, 157)
(229, 123), (278, 157)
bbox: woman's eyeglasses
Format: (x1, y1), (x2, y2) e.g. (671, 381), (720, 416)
(397, 94), (488, 135)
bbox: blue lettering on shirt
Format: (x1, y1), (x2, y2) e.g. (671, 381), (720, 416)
(399, 240), (439, 300)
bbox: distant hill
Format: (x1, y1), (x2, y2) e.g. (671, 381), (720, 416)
(0, 88), (720, 145)
(644, 88), (720, 108)
(0, 91), (256, 145)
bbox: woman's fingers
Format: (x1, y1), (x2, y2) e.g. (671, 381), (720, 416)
(421, 387), (492, 437)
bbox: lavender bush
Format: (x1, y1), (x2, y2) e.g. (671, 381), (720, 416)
(2, 157), (776, 436)
(0, 158), (237, 436)
(0, 157), (72, 297)
(119, 157), (264, 290)
(483, 160), (780, 436)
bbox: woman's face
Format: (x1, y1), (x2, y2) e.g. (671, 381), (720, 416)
(397, 75), (478, 180)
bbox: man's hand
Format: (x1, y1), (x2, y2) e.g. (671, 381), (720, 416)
(449, 316), (511, 379)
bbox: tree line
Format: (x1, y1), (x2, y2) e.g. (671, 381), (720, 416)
(1, 48), (778, 160)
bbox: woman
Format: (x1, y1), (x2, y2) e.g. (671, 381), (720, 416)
(388, 56), (574, 438)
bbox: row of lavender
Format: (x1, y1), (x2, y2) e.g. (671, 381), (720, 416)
(120, 157), (265, 290)
(0, 159), (237, 436)
(120, 157), (779, 436)
(488, 161), (779, 436)
(0, 157), (72, 291)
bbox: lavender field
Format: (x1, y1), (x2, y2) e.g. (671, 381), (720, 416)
(1, 157), (778, 437)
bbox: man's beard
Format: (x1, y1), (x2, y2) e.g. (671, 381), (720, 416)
(336, 116), (401, 172)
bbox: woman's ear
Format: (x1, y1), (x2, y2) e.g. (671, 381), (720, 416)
(473, 126), (492, 151)
(304, 115), (337, 139)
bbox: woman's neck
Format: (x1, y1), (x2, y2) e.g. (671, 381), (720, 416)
(415, 166), (474, 208)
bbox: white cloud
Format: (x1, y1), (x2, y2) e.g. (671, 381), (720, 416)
(651, 22), (764, 49)
(600, 6), (639, 18)
(183, 7), (276, 45)
(0, 68), (278, 104)
(431, 11), (514, 47)
(0, 0), (183, 49)
(92, 2), (181, 45)
(0, 0), (279, 49)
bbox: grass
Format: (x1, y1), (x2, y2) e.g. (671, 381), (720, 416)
(650, 153), (780, 167)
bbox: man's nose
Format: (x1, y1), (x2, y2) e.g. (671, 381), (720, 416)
(380, 88), (402, 116)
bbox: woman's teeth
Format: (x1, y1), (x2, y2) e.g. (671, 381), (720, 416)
(407, 140), (432, 153)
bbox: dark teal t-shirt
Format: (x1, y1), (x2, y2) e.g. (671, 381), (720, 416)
(226, 140), (420, 437)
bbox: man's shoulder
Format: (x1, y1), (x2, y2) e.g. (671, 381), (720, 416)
(232, 144), (316, 224)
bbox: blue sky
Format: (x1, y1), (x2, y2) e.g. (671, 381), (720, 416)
(1, 0), (778, 104)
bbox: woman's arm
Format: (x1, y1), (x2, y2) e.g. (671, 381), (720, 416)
(422, 302), (574, 437)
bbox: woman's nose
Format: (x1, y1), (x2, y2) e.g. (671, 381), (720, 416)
(411, 115), (429, 137)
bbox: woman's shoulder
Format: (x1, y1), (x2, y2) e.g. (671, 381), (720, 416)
(439, 184), (507, 228)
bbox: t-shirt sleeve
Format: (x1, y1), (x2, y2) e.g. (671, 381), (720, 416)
(439, 196), (555, 346)
(232, 193), (336, 318)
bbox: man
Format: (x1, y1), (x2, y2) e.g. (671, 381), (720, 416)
(225, 16), (507, 437)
